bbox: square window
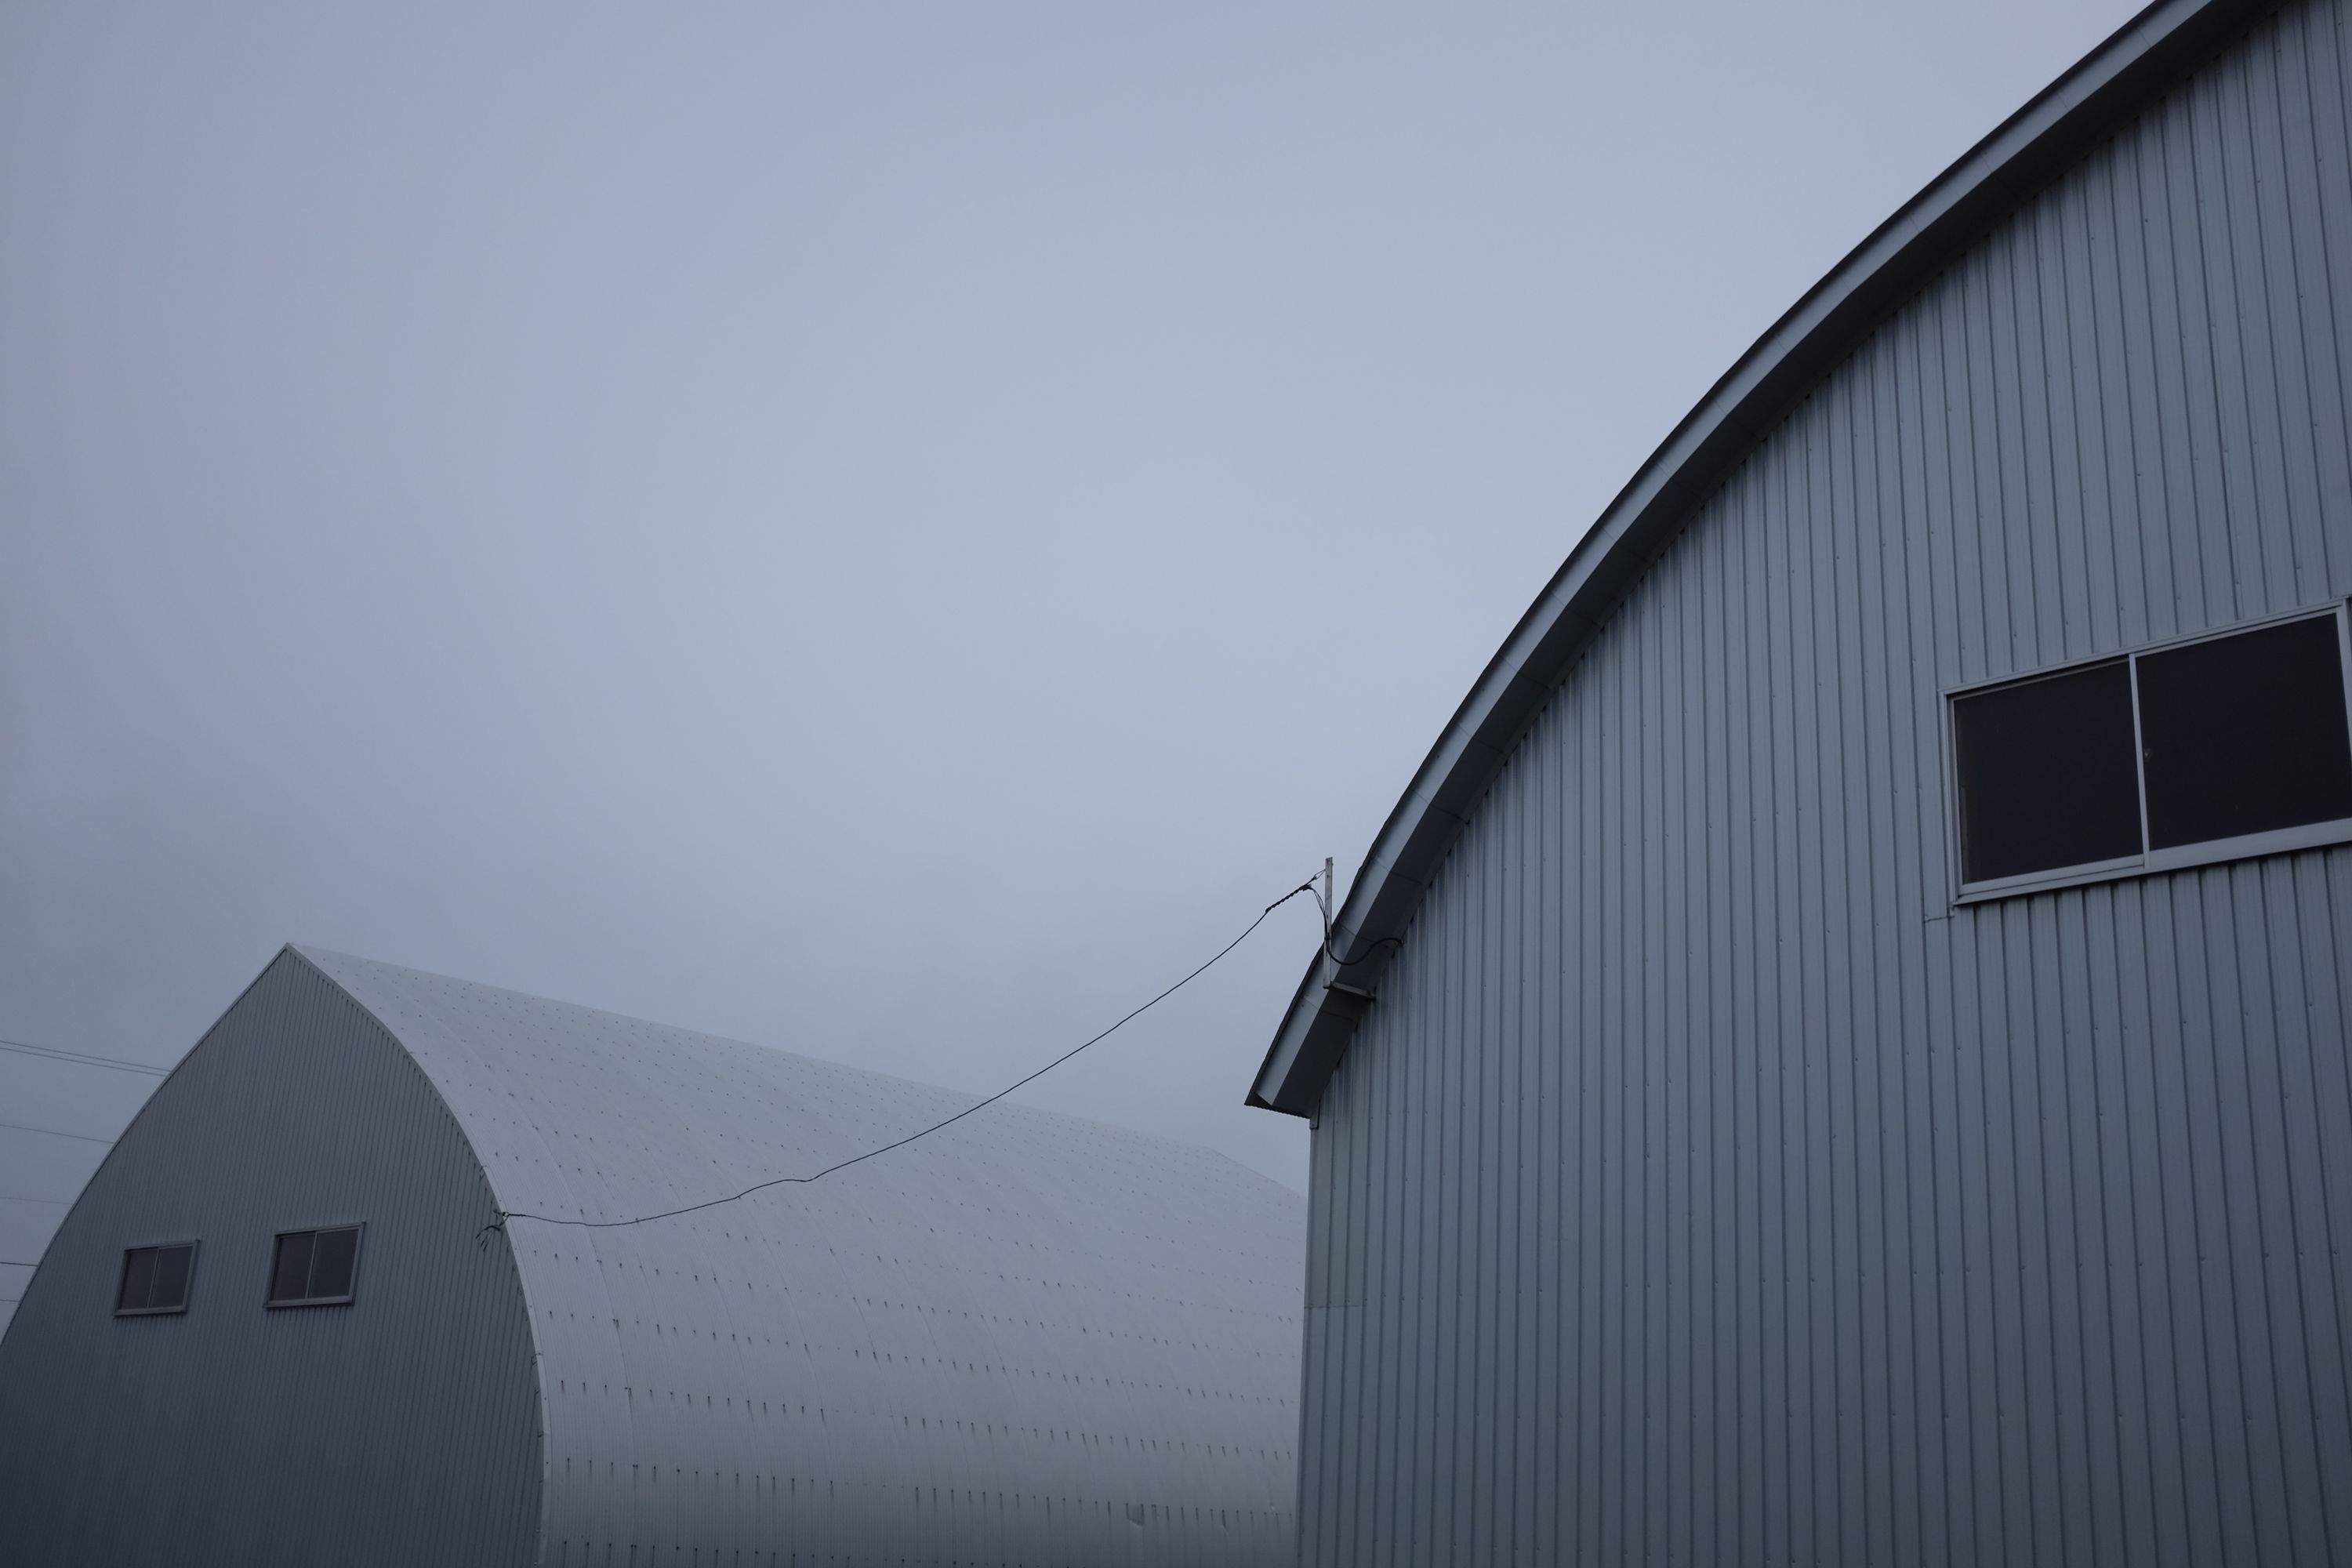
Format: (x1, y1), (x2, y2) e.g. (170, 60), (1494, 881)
(268, 1225), (363, 1307)
(2135, 613), (2352, 850)
(1953, 659), (2143, 884)
(114, 1243), (197, 1316)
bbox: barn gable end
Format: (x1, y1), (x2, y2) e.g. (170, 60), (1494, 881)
(0, 948), (544, 1566)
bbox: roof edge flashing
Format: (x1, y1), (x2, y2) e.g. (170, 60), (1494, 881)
(282, 943), (561, 1562)
(1250, 0), (2269, 1119)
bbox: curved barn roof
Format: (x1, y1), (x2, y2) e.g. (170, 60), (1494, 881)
(292, 947), (1305, 1562)
(1251, 0), (2265, 1116)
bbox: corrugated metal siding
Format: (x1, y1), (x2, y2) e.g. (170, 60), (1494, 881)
(1301, 2), (2352, 1563)
(304, 948), (1304, 1568)
(0, 952), (543, 1566)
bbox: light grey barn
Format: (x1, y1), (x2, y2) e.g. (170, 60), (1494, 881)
(0, 946), (1304, 1566)
(1251, 0), (2352, 1562)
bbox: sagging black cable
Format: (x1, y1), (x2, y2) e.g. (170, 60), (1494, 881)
(478, 878), (1321, 1244)
(1324, 936), (1403, 967)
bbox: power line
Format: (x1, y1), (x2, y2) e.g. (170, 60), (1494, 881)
(0, 1120), (114, 1145)
(1327, 935), (1403, 967)
(0, 1036), (170, 1076)
(485, 877), (1321, 1242)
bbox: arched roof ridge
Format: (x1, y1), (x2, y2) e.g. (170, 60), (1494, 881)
(1251, 0), (2269, 1115)
(289, 946), (1307, 1559)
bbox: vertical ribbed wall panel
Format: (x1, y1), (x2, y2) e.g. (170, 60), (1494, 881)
(0, 952), (543, 1566)
(1301, 2), (2352, 1563)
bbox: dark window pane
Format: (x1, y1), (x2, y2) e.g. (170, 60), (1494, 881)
(271, 1231), (315, 1303)
(149, 1244), (194, 1310)
(2136, 615), (2352, 850)
(1955, 660), (2143, 883)
(309, 1227), (359, 1301)
(118, 1247), (157, 1312)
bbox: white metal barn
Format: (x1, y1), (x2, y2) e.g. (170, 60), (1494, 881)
(1252, 0), (2352, 1563)
(0, 946), (1304, 1566)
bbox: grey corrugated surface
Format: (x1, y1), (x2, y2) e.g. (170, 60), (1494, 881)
(1254, 0), (2285, 1116)
(1297, 0), (2352, 1562)
(301, 947), (1303, 1566)
(0, 951), (544, 1566)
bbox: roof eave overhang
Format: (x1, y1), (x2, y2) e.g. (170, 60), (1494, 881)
(1250, 0), (2270, 1119)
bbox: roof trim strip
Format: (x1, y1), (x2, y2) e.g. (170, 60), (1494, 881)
(1250, 0), (2269, 1116)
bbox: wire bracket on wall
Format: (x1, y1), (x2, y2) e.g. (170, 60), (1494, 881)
(476, 873), (1328, 1246)
(1311, 856), (1402, 1001)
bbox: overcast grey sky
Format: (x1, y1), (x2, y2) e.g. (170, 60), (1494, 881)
(3, 2), (2141, 1194)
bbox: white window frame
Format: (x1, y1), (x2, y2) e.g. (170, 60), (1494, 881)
(1946, 600), (2352, 905)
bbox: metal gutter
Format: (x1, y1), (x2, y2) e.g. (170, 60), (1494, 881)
(1250, 0), (2272, 1116)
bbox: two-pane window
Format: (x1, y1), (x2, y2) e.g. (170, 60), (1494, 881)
(112, 1225), (365, 1317)
(114, 1243), (197, 1316)
(1954, 607), (2352, 895)
(269, 1225), (363, 1307)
